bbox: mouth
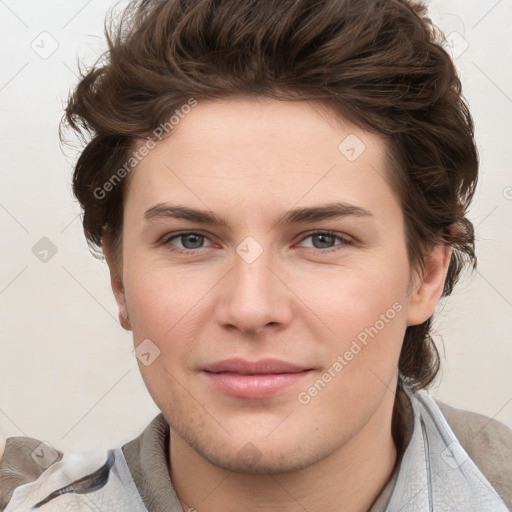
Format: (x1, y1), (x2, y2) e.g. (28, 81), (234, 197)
(201, 358), (314, 399)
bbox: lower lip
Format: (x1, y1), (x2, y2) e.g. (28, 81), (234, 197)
(202, 371), (312, 399)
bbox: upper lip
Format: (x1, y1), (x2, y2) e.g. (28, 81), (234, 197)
(201, 358), (311, 374)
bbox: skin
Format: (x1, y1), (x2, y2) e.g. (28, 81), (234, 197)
(104, 96), (451, 511)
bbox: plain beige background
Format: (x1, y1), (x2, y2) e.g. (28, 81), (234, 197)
(0, 0), (511, 453)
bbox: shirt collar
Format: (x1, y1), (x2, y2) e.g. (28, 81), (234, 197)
(121, 385), (507, 511)
(382, 385), (508, 511)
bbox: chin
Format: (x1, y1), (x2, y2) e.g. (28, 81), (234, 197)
(203, 444), (325, 475)
(177, 424), (334, 475)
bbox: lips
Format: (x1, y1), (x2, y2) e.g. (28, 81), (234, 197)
(202, 358), (310, 375)
(201, 358), (313, 399)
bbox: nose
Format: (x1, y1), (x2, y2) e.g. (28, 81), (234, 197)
(214, 244), (293, 336)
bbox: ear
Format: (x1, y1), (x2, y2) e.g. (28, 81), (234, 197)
(103, 232), (132, 331)
(406, 242), (452, 326)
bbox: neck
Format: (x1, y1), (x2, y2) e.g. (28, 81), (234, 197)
(170, 389), (399, 512)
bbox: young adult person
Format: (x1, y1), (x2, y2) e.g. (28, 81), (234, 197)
(1, 0), (511, 510)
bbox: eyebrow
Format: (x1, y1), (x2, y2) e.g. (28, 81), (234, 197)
(143, 201), (373, 227)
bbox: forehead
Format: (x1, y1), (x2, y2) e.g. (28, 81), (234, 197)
(124, 97), (398, 223)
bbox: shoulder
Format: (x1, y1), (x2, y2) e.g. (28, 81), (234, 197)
(434, 398), (512, 508)
(0, 435), (147, 511)
(0, 435), (64, 509)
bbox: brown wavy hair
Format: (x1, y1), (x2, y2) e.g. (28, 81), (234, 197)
(61, 0), (478, 391)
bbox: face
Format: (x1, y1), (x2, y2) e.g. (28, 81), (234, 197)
(107, 96), (447, 474)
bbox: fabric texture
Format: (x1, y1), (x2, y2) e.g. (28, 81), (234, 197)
(1, 386), (510, 511)
(0, 437), (63, 509)
(435, 399), (512, 507)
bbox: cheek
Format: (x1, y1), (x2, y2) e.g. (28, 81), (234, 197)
(123, 268), (204, 407)
(301, 253), (410, 383)
(123, 260), (214, 363)
(294, 269), (408, 424)
(126, 281), (186, 338)
(302, 258), (408, 335)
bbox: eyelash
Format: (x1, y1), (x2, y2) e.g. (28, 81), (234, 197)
(161, 230), (353, 255)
